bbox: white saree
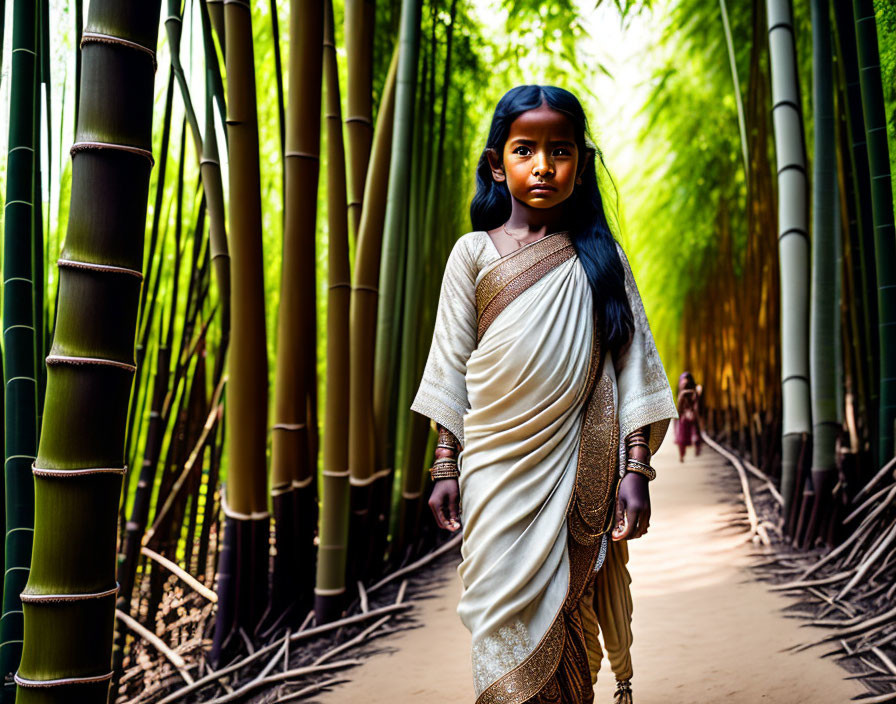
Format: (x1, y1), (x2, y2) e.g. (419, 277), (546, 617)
(411, 230), (676, 703)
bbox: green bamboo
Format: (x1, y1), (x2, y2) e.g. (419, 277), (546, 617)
(853, 0), (896, 464)
(199, 0), (230, 383)
(344, 0), (376, 243)
(719, 0), (749, 182)
(15, 2), (162, 701)
(269, 0), (286, 198)
(346, 44), (398, 593)
(211, 0), (270, 660)
(395, 0), (458, 557)
(766, 0), (811, 520)
(314, 0), (353, 624)
(392, 31), (433, 560)
(74, 0), (82, 137)
(267, 0), (324, 629)
(369, 0), (423, 577)
(1, 0), (39, 693)
(207, 0), (226, 56)
(35, 0), (48, 430)
(807, 0), (837, 542)
(833, 0), (876, 456)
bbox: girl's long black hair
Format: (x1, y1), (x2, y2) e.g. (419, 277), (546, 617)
(470, 85), (634, 357)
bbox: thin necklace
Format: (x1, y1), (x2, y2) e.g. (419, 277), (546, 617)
(502, 224), (563, 245)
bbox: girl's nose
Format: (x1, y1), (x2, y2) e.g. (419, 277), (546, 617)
(533, 154), (554, 177)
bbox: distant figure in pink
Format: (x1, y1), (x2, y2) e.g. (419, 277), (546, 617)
(675, 372), (702, 461)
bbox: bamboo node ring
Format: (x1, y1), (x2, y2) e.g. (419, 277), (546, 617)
(284, 150), (321, 161)
(221, 496), (270, 521)
(57, 258), (144, 280)
(20, 583), (119, 604)
(15, 671), (114, 688)
(32, 464), (128, 478)
(45, 354), (137, 373)
(272, 423), (306, 431)
(79, 31), (157, 70)
(70, 141), (155, 168)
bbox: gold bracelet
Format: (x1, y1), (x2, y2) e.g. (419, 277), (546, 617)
(626, 440), (651, 453)
(430, 465), (460, 480)
(625, 458), (656, 481)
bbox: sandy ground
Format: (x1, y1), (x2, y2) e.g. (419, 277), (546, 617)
(315, 443), (864, 703)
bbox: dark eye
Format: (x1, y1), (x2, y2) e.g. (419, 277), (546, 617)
(554, 147), (572, 156)
(512, 145), (531, 155)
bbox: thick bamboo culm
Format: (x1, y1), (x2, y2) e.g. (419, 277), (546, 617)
(852, 0), (896, 464)
(766, 0), (812, 522)
(345, 45), (398, 595)
(267, 0), (324, 629)
(315, 0), (353, 624)
(212, 0), (270, 661)
(15, 3), (162, 702)
(367, 0), (424, 583)
(808, 0), (839, 525)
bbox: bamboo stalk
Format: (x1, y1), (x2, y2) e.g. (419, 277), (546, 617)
(0, 0), (39, 692)
(267, 0), (324, 629)
(15, 3), (162, 702)
(315, 0), (354, 624)
(345, 44), (398, 597)
(344, 0), (375, 241)
(211, 0), (271, 661)
(371, 0), (424, 569)
(852, 0), (896, 463)
(766, 0), (812, 519)
(808, 0), (839, 532)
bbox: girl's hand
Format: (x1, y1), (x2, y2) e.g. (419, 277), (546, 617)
(611, 472), (651, 541)
(429, 478), (462, 532)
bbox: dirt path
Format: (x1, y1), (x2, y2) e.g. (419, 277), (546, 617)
(315, 444), (864, 703)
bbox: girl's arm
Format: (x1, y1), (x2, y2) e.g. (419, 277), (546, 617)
(410, 236), (478, 447)
(411, 235), (478, 532)
(612, 425), (653, 541)
(429, 423), (462, 532)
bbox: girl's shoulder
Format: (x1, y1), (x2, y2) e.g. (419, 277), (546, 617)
(449, 230), (496, 270)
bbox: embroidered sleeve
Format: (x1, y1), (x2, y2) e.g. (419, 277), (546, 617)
(410, 235), (478, 447)
(613, 241), (678, 454)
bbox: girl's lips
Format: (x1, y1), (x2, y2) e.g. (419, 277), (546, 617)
(529, 183), (557, 192)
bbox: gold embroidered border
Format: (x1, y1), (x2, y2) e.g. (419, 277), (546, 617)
(476, 232), (573, 319)
(566, 324), (619, 610)
(475, 613), (566, 704)
(477, 244), (576, 343)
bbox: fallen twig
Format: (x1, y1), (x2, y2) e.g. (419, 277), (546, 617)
(116, 609), (194, 685)
(154, 602), (412, 704)
(367, 532), (463, 594)
(140, 546), (218, 603)
(204, 659), (362, 704)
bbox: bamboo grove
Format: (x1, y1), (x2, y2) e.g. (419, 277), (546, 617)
(0, 0), (890, 701)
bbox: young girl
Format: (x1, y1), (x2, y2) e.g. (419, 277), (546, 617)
(411, 85), (677, 704)
(675, 371), (703, 461)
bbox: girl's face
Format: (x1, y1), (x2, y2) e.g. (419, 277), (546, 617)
(487, 104), (585, 210)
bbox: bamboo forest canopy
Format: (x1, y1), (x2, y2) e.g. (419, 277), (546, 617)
(0, 0), (892, 701)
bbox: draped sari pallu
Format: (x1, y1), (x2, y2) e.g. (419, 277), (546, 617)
(411, 230), (676, 704)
